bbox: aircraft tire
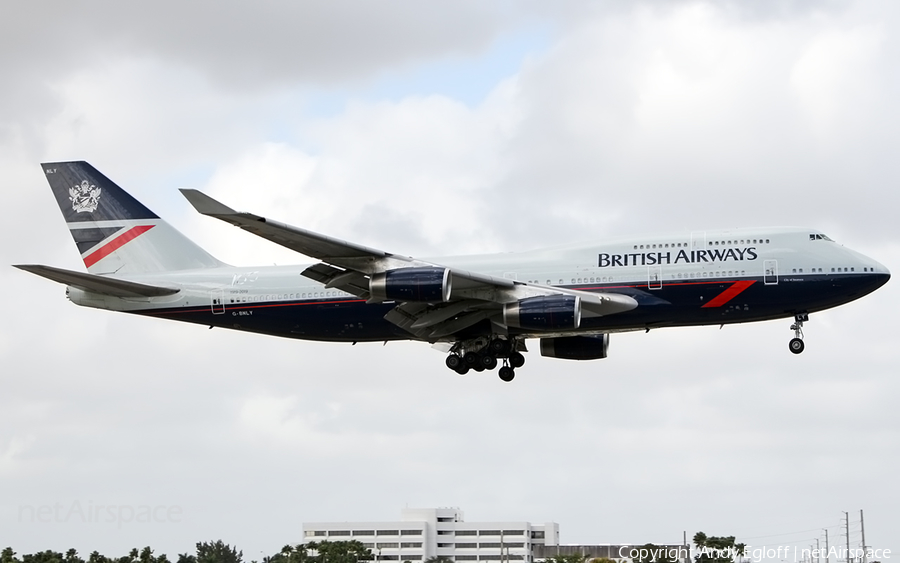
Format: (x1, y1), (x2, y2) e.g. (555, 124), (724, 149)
(490, 338), (509, 355)
(455, 364), (470, 375)
(499, 367), (515, 382)
(481, 354), (498, 370)
(463, 351), (479, 366)
(509, 351), (525, 368)
(789, 338), (805, 354)
(446, 354), (462, 370)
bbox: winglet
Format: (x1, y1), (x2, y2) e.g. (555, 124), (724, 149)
(179, 189), (240, 217)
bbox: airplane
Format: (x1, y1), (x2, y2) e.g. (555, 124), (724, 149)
(15, 161), (891, 382)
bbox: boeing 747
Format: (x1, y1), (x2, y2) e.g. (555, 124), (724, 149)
(15, 162), (891, 381)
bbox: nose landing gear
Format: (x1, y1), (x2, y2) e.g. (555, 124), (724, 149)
(789, 313), (808, 354)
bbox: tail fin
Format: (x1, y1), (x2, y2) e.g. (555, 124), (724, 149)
(42, 161), (224, 273)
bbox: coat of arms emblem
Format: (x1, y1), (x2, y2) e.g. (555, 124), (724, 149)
(69, 180), (102, 213)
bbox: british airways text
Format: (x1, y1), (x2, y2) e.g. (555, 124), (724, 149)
(598, 247), (759, 268)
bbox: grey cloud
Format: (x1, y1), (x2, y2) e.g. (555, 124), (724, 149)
(468, 1), (900, 251)
(0, 1), (516, 150)
(1, 1), (513, 89)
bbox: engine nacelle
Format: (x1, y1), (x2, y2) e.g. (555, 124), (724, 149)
(503, 295), (581, 330)
(540, 334), (609, 360)
(369, 267), (451, 303)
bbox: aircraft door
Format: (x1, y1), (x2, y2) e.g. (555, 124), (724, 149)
(210, 289), (226, 314)
(691, 231), (707, 250)
(648, 266), (662, 290)
(764, 260), (778, 285)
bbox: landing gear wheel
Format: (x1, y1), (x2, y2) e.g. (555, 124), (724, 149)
(509, 351), (525, 368)
(463, 351), (479, 366)
(446, 354), (462, 370)
(454, 364), (470, 376)
(489, 338), (510, 356)
(481, 354), (498, 370)
(788, 313), (807, 355)
(498, 366), (515, 382)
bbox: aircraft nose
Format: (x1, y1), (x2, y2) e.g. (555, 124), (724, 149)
(869, 260), (890, 289)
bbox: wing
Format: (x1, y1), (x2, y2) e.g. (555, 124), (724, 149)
(180, 189), (636, 339)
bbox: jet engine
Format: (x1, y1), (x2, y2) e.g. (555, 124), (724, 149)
(540, 334), (609, 360)
(369, 267), (451, 303)
(503, 295), (581, 330)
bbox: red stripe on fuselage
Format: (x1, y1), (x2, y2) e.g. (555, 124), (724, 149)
(702, 280), (756, 308)
(83, 225), (155, 268)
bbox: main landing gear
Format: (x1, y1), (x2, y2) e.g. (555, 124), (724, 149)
(789, 313), (808, 354)
(445, 338), (525, 382)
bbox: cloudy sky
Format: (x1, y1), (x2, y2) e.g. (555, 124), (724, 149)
(2, 0), (898, 558)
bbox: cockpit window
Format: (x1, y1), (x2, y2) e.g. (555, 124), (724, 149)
(809, 233), (834, 242)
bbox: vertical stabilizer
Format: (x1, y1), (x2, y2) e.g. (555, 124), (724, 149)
(41, 161), (224, 273)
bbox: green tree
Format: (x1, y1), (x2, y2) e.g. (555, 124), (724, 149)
(2, 548), (20, 563)
(693, 532), (745, 563)
(544, 555), (587, 563)
(306, 541), (372, 563)
(195, 542), (242, 563)
(177, 554), (196, 563)
(270, 545), (311, 563)
(23, 551), (65, 563)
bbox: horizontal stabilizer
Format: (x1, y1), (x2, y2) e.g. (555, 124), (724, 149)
(14, 265), (180, 298)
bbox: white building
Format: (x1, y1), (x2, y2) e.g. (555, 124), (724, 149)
(303, 507), (559, 563)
